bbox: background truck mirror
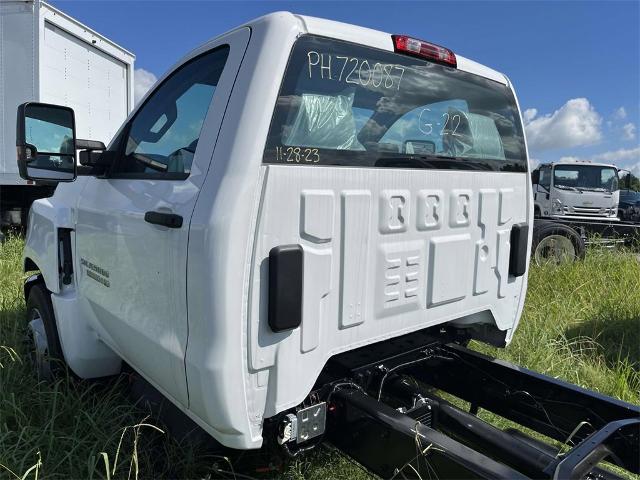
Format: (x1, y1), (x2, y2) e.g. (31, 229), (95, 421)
(618, 169), (631, 190)
(16, 102), (77, 183)
(530, 169), (539, 185)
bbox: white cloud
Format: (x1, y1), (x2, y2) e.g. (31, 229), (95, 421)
(523, 108), (537, 123)
(554, 147), (640, 170)
(558, 156), (582, 163)
(528, 157), (540, 169)
(622, 123), (636, 141)
(524, 98), (602, 151)
(134, 68), (158, 105)
(630, 161), (640, 177)
(591, 147), (640, 163)
(613, 106), (627, 120)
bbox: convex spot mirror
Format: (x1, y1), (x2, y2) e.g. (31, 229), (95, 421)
(16, 102), (76, 182)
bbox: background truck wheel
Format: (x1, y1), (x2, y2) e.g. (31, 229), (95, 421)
(25, 284), (66, 380)
(532, 223), (585, 265)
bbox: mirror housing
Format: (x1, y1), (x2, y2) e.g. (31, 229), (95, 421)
(16, 102), (77, 183)
(618, 169), (631, 191)
(76, 139), (119, 176)
(530, 169), (540, 185)
(78, 138), (107, 167)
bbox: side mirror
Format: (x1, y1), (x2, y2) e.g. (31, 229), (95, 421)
(531, 169), (540, 185)
(16, 102), (76, 183)
(618, 169), (631, 191)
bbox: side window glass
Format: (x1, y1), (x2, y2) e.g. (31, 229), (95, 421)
(601, 169), (618, 191)
(113, 46), (230, 179)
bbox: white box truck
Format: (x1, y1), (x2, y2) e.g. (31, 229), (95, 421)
(11, 12), (640, 479)
(0, 0), (134, 227)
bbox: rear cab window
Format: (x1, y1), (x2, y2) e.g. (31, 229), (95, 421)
(263, 35), (526, 172)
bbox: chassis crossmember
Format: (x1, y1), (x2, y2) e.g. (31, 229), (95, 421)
(315, 328), (639, 480)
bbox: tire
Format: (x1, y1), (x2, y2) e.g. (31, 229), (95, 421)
(25, 284), (67, 380)
(532, 222), (585, 265)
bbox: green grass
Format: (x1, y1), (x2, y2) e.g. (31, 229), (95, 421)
(477, 248), (639, 403)
(1, 235), (638, 479)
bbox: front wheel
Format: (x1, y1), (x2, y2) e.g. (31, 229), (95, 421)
(25, 284), (67, 380)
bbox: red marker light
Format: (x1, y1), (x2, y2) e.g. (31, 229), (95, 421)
(392, 35), (457, 67)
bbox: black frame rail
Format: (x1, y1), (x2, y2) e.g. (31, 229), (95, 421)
(325, 334), (639, 480)
(536, 218), (640, 244)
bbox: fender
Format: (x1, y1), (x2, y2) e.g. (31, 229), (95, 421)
(22, 197), (72, 294)
(23, 194), (121, 378)
(23, 273), (44, 303)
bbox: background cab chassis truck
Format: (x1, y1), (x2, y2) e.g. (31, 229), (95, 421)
(17, 13), (639, 479)
(532, 161), (621, 220)
(530, 163), (640, 264)
(0, 0), (134, 228)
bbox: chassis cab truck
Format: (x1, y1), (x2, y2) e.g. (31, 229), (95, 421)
(532, 161), (621, 220)
(16, 13), (640, 479)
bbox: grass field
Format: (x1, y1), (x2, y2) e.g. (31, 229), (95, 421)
(1, 235), (639, 479)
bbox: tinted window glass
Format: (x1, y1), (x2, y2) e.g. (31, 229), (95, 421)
(264, 36), (526, 172)
(553, 165), (619, 192)
(112, 46), (229, 179)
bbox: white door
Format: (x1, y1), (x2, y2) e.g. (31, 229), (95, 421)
(74, 29), (249, 406)
(40, 21), (129, 145)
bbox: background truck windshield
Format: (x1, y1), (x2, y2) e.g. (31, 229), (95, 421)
(553, 165), (619, 192)
(264, 35), (527, 172)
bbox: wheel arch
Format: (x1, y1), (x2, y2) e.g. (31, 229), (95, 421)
(23, 260), (46, 303)
(23, 259), (122, 379)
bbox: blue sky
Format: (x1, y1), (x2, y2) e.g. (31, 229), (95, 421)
(54, 0), (640, 173)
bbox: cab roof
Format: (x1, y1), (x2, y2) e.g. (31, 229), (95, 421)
(244, 11), (509, 85)
(542, 161), (619, 168)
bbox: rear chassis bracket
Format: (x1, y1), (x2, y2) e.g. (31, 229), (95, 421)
(317, 328), (639, 480)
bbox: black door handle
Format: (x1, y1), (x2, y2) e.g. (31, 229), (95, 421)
(144, 211), (183, 228)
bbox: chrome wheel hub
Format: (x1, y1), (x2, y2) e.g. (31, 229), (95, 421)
(26, 308), (52, 380)
(534, 235), (576, 265)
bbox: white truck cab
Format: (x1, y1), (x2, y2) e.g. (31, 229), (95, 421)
(532, 161), (620, 220)
(17, 12), (532, 450)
